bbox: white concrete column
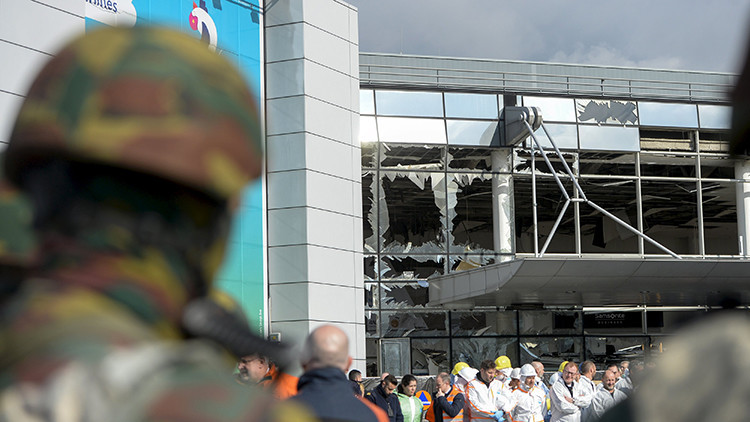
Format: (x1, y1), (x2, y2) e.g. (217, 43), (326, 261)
(492, 149), (513, 261)
(736, 160), (750, 257)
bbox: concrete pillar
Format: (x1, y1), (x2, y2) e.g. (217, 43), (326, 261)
(736, 160), (750, 257)
(492, 149), (514, 261)
(265, 0), (364, 372)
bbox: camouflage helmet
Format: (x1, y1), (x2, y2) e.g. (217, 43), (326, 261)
(4, 25), (262, 202)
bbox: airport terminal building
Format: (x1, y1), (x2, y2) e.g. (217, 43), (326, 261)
(1, 0), (746, 376)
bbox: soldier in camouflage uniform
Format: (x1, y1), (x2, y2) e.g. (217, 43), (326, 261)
(0, 173), (35, 302)
(0, 26), (309, 421)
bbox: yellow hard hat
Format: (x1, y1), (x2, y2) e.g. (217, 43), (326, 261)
(495, 356), (512, 370)
(451, 362), (469, 375)
(558, 361), (569, 372)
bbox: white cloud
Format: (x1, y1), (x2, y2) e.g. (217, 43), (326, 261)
(85, 0), (137, 27)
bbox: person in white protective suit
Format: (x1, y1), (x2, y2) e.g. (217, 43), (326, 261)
(466, 359), (514, 422)
(511, 364), (547, 422)
(549, 362), (590, 422)
(588, 370), (626, 420)
(577, 361), (597, 422)
(455, 366), (479, 394)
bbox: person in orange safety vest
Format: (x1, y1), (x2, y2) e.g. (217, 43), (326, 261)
(427, 372), (465, 422)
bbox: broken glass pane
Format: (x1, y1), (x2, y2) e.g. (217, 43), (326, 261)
(514, 176), (577, 254)
(381, 172), (446, 253)
(451, 338), (519, 369)
(513, 149), (578, 177)
(449, 254), (498, 273)
(380, 144), (444, 170)
(640, 129), (694, 152)
(519, 310), (583, 335)
(451, 311), (517, 336)
(381, 311), (449, 337)
(380, 255), (445, 280)
(364, 255), (377, 281)
(576, 99), (638, 125)
(641, 180), (699, 255)
(519, 337), (583, 367)
(701, 156), (735, 179)
(363, 172), (377, 253)
(447, 147), (494, 171)
(366, 311), (379, 337)
(579, 178), (638, 253)
(449, 173), (495, 254)
(366, 338), (378, 376)
(702, 181), (738, 255)
(365, 283), (379, 309)
(640, 153), (697, 177)
(411, 338), (450, 376)
(362, 143), (377, 168)
(578, 152), (636, 176)
(381, 283), (430, 309)
(584, 336), (648, 363)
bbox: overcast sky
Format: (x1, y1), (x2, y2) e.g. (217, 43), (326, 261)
(348, 0), (750, 74)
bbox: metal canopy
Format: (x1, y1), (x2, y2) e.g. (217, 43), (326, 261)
(428, 258), (750, 308)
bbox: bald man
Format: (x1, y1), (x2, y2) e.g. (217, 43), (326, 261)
(289, 325), (388, 422)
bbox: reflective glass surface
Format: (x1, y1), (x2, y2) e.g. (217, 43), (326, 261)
(576, 99), (638, 125)
(579, 125), (640, 152)
(366, 311), (379, 337)
(381, 311), (449, 337)
(698, 104), (731, 129)
(377, 117), (447, 144)
(360, 116), (378, 143)
(447, 120), (500, 146)
(519, 311), (582, 335)
(360, 89), (375, 115)
(520, 337), (583, 367)
(411, 338), (449, 375)
(529, 123), (578, 150)
(376, 90), (444, 117)
(452, 338), (519, 369)
(380, 144), (444, 169)
(522, 96), (576, 122)
(444, 92), (499, 119)
(362, 143), (377, 168)
(638, 102), (698, 128)
(448, 147), (494, 171)
(451, 311), (517, 336)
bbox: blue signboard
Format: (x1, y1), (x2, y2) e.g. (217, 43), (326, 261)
(84, 0), (266, 335)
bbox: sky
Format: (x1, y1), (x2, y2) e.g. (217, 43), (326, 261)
(348, 0), (750, 74)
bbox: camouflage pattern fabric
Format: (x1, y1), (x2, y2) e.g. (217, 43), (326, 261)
(5, 25), (263, 202)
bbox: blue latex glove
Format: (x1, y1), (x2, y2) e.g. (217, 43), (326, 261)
(493, 411), (505, 422)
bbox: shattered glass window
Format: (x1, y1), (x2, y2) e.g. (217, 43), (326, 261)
(639, 102), (698, 128)
(522, 96), (576, 122)
(447, 147), (494, 172)
(364, 255), (377, 281)
(444, 92), (499, 119)
(362, 143), (377, 168)
(451, 338), (519, 369)
(451, 311), (517, 336)
(366, 311), (379, 337)
(513, 149), (578, 177)
(640, 153), (697, 178)
(576, 99), (638, 125)
(584, 336), (648, 362)
(519, 311), (582, 335)
(381, 283), (430, 308)
(366, 338), (378, 376)
(641, 180), (699, 255)
(520, 337), (583, 367)
(363, 172), (377, 253)
(698, 104), (731, 130)
(411, 338), (450, 375)
(449, 255), (497, 273)
(365, 283), (379, 309)
(381, 173), (447, 253)
(446, 120), (500, 146)
(579, 152), (636, 176)
(380, 144), (444, 170)
(375, 90), (444, 117)
(579, 179), (638, 253)
(380, 256), (445, 280)
(702, 181), (738, 255)
(514, 176), (577, 254)
(579, 125), (640, 152)
(449, 173), (495, 254)
(381, 311), (449, 337)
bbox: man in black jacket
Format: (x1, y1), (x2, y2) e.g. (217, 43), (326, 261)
(289, 325), (387, 422)
(366, 374), (404, 422)
(428, 372), (465, 422)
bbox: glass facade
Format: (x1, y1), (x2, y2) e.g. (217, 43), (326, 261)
(360, 88), (743, 376)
